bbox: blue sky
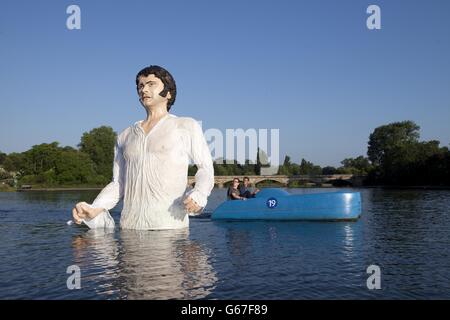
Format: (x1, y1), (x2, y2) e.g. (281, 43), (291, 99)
(1, 0), (449, 167)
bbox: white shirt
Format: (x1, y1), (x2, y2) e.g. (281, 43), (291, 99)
(82, 114), (214, 230)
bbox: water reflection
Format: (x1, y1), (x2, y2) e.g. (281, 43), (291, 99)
(343, 224), (355, 255)
(71, 228), (217, 299)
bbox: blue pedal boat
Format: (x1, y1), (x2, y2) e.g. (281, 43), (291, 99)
(211, 188), (361, 221)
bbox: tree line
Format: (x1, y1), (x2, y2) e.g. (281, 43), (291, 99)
(0, 126), (116, 187)
(1, 120), (450, 188)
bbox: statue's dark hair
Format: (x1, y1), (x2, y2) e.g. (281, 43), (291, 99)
(135, 65), (177, 111)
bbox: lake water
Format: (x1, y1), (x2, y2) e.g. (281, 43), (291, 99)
(1, 188), (450, 299)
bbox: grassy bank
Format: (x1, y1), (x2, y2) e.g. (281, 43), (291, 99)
(0, 184), (15, 192)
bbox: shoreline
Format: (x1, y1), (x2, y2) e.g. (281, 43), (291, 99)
(16, 187), (103, 192)
(10, 185), (450, 192)
(362, 185), (450, 190)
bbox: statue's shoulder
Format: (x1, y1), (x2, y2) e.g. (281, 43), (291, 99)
(170, 115), (201, 131)
(116, 125), (134, 146)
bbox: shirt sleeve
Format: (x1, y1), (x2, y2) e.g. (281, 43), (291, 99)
(185, 119), (214, 208)
(82, 137), (125, 229)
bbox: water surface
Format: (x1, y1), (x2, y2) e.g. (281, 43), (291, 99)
(1, 188), (449, 299)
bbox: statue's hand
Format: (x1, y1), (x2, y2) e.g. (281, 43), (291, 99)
(183, 196), (202, 214)
(72, 202), (104, 225)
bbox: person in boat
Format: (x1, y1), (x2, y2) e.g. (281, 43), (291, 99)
(71, 65), (214, 230)
(239, 176), (260, 199)
(227, 178), (247, 200)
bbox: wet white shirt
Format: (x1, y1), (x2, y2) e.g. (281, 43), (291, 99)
(82, 114), (214, 230)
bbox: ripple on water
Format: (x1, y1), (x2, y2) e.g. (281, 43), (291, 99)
(1, 188), (450, 299)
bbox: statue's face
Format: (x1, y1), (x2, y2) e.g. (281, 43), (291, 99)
(137, 74), (171, 109)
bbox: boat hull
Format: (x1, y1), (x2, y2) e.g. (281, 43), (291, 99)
(211, 188), (361, 221)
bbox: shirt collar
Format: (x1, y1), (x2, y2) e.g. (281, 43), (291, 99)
(133, 113), (175, 135)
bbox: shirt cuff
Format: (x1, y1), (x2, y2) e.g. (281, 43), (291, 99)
(82, 205), (115, 229)
(187, 189), (208, 208)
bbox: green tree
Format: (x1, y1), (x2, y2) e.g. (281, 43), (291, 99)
(0, 151), (6, 166)
(299, 158), (322, 175)
(322, 166), (337, 175)
(422, 148), (450, 185)
(340, 156), (372, 175)
(55, 149), (100, 184)
(368, 120), (420, 166)
(188, 165), (198, 176)
(213, 162), (229, 176)
(242, 159), (257, 175)
(23, 142), (61, 175)
(366, 120), (450, 185)
(278, 155), (293, 175)
(0, 167), (11, 180)
(2, 152), (27, 172)
(78, 126), (116, 181)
